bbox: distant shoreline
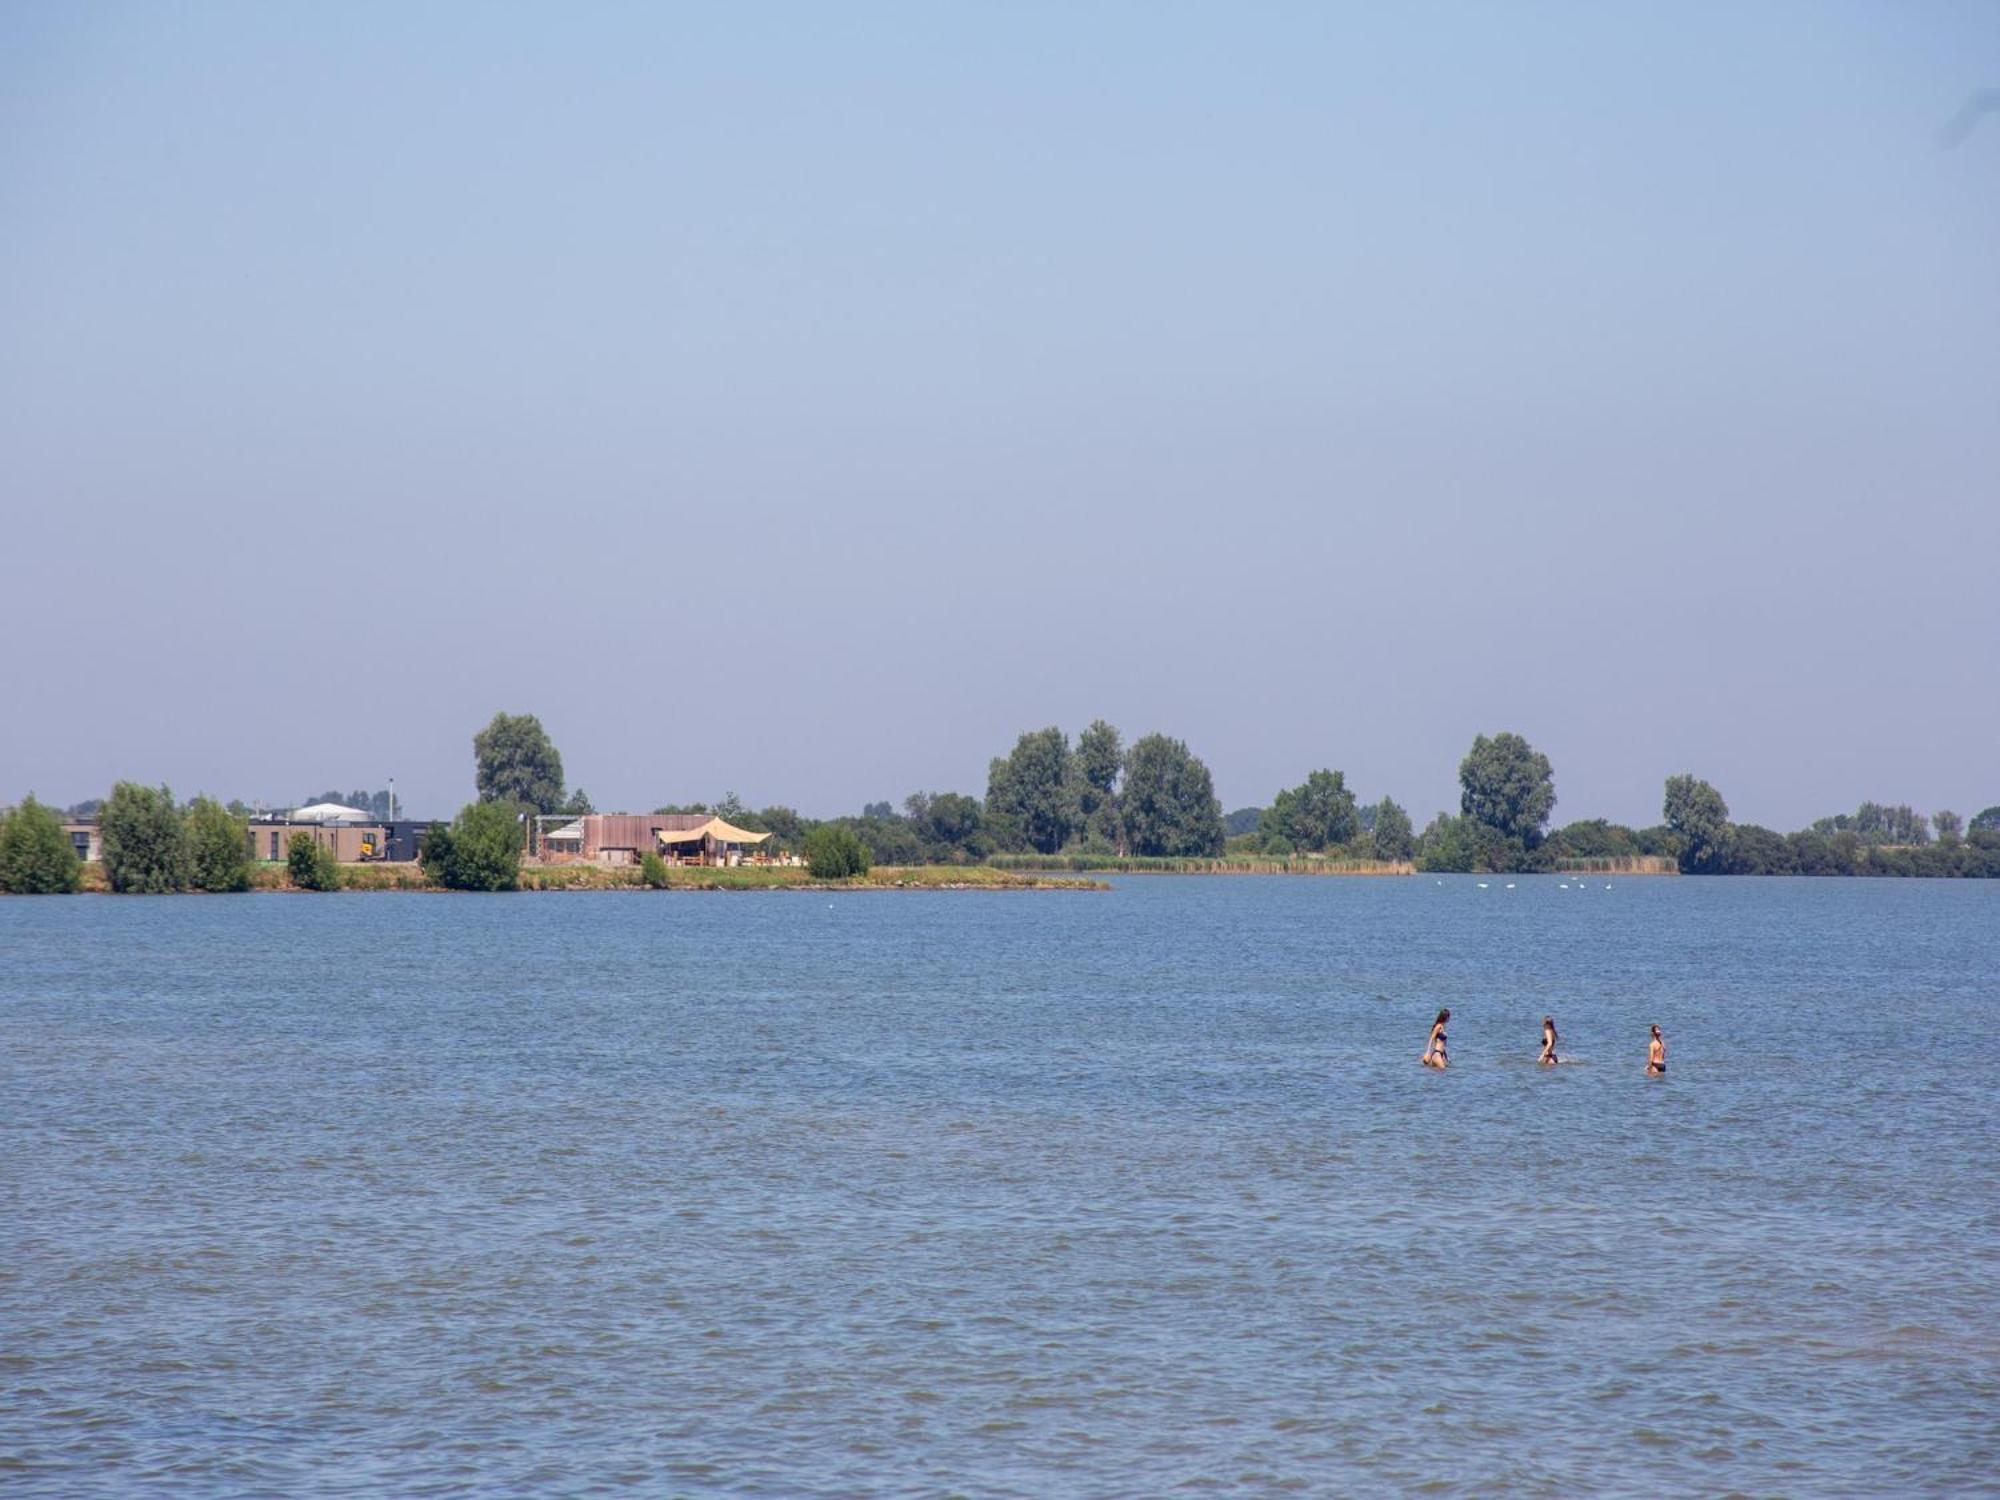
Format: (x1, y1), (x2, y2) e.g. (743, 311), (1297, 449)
(49, 862), (1107, 895)
(987, 854), (1678, 877)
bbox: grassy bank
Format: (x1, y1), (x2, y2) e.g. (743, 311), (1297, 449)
(513, 863), (1104, 891)
(65, 861), (1103, 893)
(987, 853), (1415, 876)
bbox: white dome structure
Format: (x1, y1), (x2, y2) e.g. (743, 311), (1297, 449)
(289, 802), (373, 825)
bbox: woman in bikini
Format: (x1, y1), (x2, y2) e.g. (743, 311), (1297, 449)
(1422, 1008), (1450, 1068)
(1539, 1015), (1559, 1066)
(1646, 1024), (1666, 1075)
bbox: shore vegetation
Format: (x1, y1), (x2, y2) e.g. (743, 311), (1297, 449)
(423, 801), (523, 891)
(99, 782), (191, 893)
(0, 795), (82, 894)
(287, 833), (342, 891)
(186, 797), (252, 893)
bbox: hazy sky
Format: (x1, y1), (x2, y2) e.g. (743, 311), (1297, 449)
(4, 2), (1996, 826)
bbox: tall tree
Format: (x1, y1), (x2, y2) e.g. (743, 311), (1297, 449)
(185, 797), (252, 892)
(1663, 774), (1732, 874)
(986, 727), (1074, 854)
(99, 782), (190, 893)
(0, 795), (82, 894)
(1371, 797), (1415, 862)
(1459, 732), (1556, 849)
(1260, 769), (1359, 852)
(1121, 734), (1224, 857)
(473, 712), (567, 813)
(1933, 809), (1964, 844)
(1070, 719), (1124, 849)
(1971, 806), (2000, 834)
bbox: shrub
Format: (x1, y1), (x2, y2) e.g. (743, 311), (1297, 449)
(100, 782), (190, 892)
(424, 801), (522, 890)
(185, 796), (252, 892)
(287, 833), (342, 891)
(640, 850), (671, 888)
(0, 795), (82, 894)
(805, 823), (871, 879)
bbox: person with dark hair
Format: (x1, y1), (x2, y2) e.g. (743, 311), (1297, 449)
(1422, 1008), (1450, 1069)
(1646, 1024), (1667, 1075)
(1539, 1015), (1560, 1066)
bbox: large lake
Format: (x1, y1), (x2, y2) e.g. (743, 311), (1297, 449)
(3, 877), (1995, 1496)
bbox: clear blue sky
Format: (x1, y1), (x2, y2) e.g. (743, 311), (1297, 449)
(4, 1), (1996, 826)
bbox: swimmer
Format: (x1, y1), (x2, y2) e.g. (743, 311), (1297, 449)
(1539, 1015), (1559, 1066)
(1422, 1008), (1450, 1069)
(1646, 1024), (1666, 1075)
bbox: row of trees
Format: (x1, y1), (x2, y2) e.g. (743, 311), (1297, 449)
(1657, 776), (2000, 878)
(1239, 771), (1415, 862)
(642, 722), (1229, 865)
(1, 782), (529, 894)
(8, 784), (264, 894)
(984, 722), (1225, 857)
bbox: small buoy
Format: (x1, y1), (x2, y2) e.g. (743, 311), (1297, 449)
(1476, 881), (1489, 889)
(1505, 882), (1515, 889)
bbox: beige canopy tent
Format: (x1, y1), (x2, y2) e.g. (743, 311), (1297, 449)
(655, 817), (773, 863)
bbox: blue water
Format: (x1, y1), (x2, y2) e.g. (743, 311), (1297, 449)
(3, 877), (1996, 1496)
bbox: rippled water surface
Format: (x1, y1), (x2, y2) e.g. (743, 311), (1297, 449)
(4, 877), (1997, 1496)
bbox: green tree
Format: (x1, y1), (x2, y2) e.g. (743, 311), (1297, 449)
(1415, 813), (1478, 873)
(423, 801), (523, 890)
(840, 810), (922, 865)
(639, 849), (671, 888)
(1459, 732), (1556, 849)
(1417, 812), (1516, 873)
(1372, 797), (1415, 862)
(986, 727), (1074, 854)
(1259, 769), (1358, 853)
(185, 796), (252, 892)
(1069, 719), (1124, 849)
(754, 805), (808, 848)
(473, 712), (568, 814)
(287, 833), (342, 891)
(1971, 806), (2000, 834)
(1073, 720), (1122, 802)
(905, 791), (987, 861)
(1546, 819), (1639, 859)
(1120, 734), (1224, 857)
(805, 823), (872, 879)
(100, 782), (190, 893)
(1933, 809), (1963, 844)
(1222, 807), (1264, 839)
(1723, 824), (1796, 875)
(0, 795), (82, 894)
(1663, 773), (1732, 874)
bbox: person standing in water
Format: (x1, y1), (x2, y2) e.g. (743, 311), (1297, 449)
(1422, 1008), (1450, 1068)
(1539, 1015), (1559, 1066)
(1646, 1024), (1666, 1074)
